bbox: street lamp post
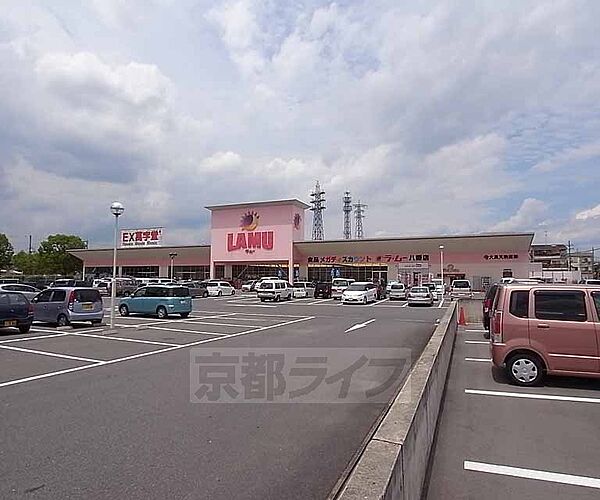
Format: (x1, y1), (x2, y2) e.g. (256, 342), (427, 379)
(439, 245), (445, 295)
(110, 202), (125, 331)
(169, 252), (178, 281)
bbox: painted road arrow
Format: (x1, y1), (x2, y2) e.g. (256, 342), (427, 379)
(344, 319), (376, 333)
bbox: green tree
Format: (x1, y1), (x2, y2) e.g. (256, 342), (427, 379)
(38, 234), (86, 275)
(12, 251), (40, 275)
(0, 233), (14, 269)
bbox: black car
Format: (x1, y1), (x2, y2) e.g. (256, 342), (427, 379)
(0, 291), (33, 334)
(314, 282), (332, 299)
(482, 283), (500, 338)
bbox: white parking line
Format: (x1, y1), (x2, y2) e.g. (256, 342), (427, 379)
(465, 340), (488, 344)
(438, 298), (445, 308)
(145, 326), (228, 336)
(227, 304), (277, 308)
(126, 313), (236, 328)
(464, 461), (600, 489)
(369, 298), (389, 307)
(178, 321), (260, 328)
(0, 316), (314, 389)
(0, 332), (71, 344)
(192, 310), (307, 318)
(465, 329), (487, 333)
(402, 302), (409, 308)
(465, 389), (600, 404)
(465, 358), (491, 362)
(0, 344), (104, 363)
(68, 332), (179, 347)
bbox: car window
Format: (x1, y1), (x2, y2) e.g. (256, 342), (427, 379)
(9, 293), (28, 306)
(347, 284), (367, 291)
(36, 290), (53, 303)
(0, 293), (9, 307)
(509, 290), (529, 318)
(75, 290), (101, 302)
(593, 292), (600, 319)
(133, 288), (146, 298)
(391, 284), (404, 290)
(452, 281), (470, 288)
(260, 282), (274, 289)
(412, 287), (428, 293)
(2, 285), (17, 291)
(51, 290), (67, 302)
(534, 290), (587, 322)
(169, 287), (189, 297)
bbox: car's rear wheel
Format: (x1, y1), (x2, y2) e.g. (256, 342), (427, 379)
(507, 353), (544, 386)
(57, 314), (69, 327)
(275, 295), (280, 302)
(218, 290), (222, 297)
(119, 305), (129, 316)
(203, 291), (208, 298)
(91, 319), (102, 325)
(156, 306), (168, 319)
(231, 289), (235, 295)
(18, 324), (31, 334)
(180, 312), (190, 318)
(363, 296), (368, 305)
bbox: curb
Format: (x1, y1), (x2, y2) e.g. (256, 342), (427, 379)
(336, 302), (458, 500)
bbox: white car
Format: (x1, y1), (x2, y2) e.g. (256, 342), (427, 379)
(341, 282), (377, 304)
(241, 280), (257, 292)
(292, 283), (308, 298)
(205, 281), (235, 297)
(422, 283), (438, 301)
(0, 283), (41, 301)
(388, 283), (408, 300)
(257, 280), (292, 302)
(408, 286), (434, 306)
(332, 278), (355, 300)
(431, 278), (445, 297)
(450, 279), (472, 300)
(293, 281), (315, 298)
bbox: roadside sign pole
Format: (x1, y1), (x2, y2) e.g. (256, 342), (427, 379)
(109, 202), (125, 332)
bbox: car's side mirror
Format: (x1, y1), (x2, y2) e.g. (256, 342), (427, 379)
(31, 297), (38, 303)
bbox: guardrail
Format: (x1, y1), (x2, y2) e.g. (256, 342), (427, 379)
(336, 301), (458, 500)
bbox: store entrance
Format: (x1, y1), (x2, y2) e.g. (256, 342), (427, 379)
(372, 270), (388, 284)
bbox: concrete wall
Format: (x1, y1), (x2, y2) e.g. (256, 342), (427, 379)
(337, 303), (458, 500)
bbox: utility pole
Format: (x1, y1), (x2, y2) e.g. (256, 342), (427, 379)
(354, 200), (368, 239)
(28, 235), (32, 254)
(567, 240), (572, 271)
(342, 191), (352, 240)
(310, 181), (326, 240)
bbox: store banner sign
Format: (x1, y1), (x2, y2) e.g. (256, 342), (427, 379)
(396, 262), (430, 270)
(121, 228), (163, 247)
(308, 254), (429, 264)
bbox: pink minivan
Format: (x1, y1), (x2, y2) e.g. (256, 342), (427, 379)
(490, 284), (600, 386)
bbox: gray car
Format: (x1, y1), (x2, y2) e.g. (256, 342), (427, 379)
(0, 283), (41, 301)
(31, 287), (104, 326)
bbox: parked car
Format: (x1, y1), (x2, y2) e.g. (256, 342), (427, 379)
(93, 279), (110, 296)
(292, 282), (308, 298)
(241, 280), (258, 292)
(119, 285), (192, 319)
(0, 283), (41, 301)
(583, 279), (600, 285)
(314, 282), (332, 299)
(422, 282), (438, 301)
(388, 283), (408, 300)
(204, 281), (235, 297)
(332, 278), (355, 300)
(450, 279), (473, 300)
(0, 291), (34, 333)
(180, 281), (209, 298)
(257, 280), (292, 302)
(431, 278), (445, 297)
(293, 281), (315, 298)
(407, 286), (434, 306)
(482, 283), (500, 338)
(490, 284), (600, 386)
(31, 287), (104, 326)
(341, 282), (377, 304)
(50, 279), (88, 288)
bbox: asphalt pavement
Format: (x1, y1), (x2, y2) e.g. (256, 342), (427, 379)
(425, 325), (600, 500)
(0, 294), (448, 499)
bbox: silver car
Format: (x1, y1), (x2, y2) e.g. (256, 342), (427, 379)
(407, 286), (434, 307)
(388, 283), (408, 300)
(0, 283), (41, 301)
(31, 287), (104, 326)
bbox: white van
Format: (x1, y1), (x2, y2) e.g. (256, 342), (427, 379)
(332, 278), (355, 300)
(450, 279), (472, 300)
(293, 281), (315, 298)
(257, 280), (292, 302)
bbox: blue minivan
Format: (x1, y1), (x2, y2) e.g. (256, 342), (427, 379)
(118, 285), (192, 319)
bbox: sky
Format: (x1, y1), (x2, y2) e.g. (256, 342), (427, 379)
(1, 0), (599, 252)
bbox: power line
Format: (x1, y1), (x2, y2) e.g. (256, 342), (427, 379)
(310, 181), (326, 240)
(354, 200), (367, 239)
(342, 191), (352, 240)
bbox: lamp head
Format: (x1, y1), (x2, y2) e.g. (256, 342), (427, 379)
(110, 201), (125, 217)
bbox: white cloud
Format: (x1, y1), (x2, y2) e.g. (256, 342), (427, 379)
(199, 151), (243, 172)
(492, 198), (548, 232)
(532, 141), (600, 172)
(575, 204), (600, 221)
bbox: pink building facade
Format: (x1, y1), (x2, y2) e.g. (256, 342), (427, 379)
(71, 199), (537, 289)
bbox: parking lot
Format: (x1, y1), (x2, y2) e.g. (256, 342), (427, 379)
(1, 294), (448, 499)
(425, 324), (600, 499)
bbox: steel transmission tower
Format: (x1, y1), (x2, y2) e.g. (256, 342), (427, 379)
(310, 181), (326, 240)
(354, 200), (367, 239)
(343, 191), (352, 240)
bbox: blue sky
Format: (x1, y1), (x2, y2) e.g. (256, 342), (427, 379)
(1, 0), (599, 252)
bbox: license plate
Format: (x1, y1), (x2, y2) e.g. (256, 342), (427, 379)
(4, 320), (17, 327)
(82, 304), (93, 311)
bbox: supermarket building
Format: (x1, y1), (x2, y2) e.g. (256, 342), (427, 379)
(70, 199), (537, 289)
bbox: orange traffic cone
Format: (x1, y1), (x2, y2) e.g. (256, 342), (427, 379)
(458, 307), (467, 326)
